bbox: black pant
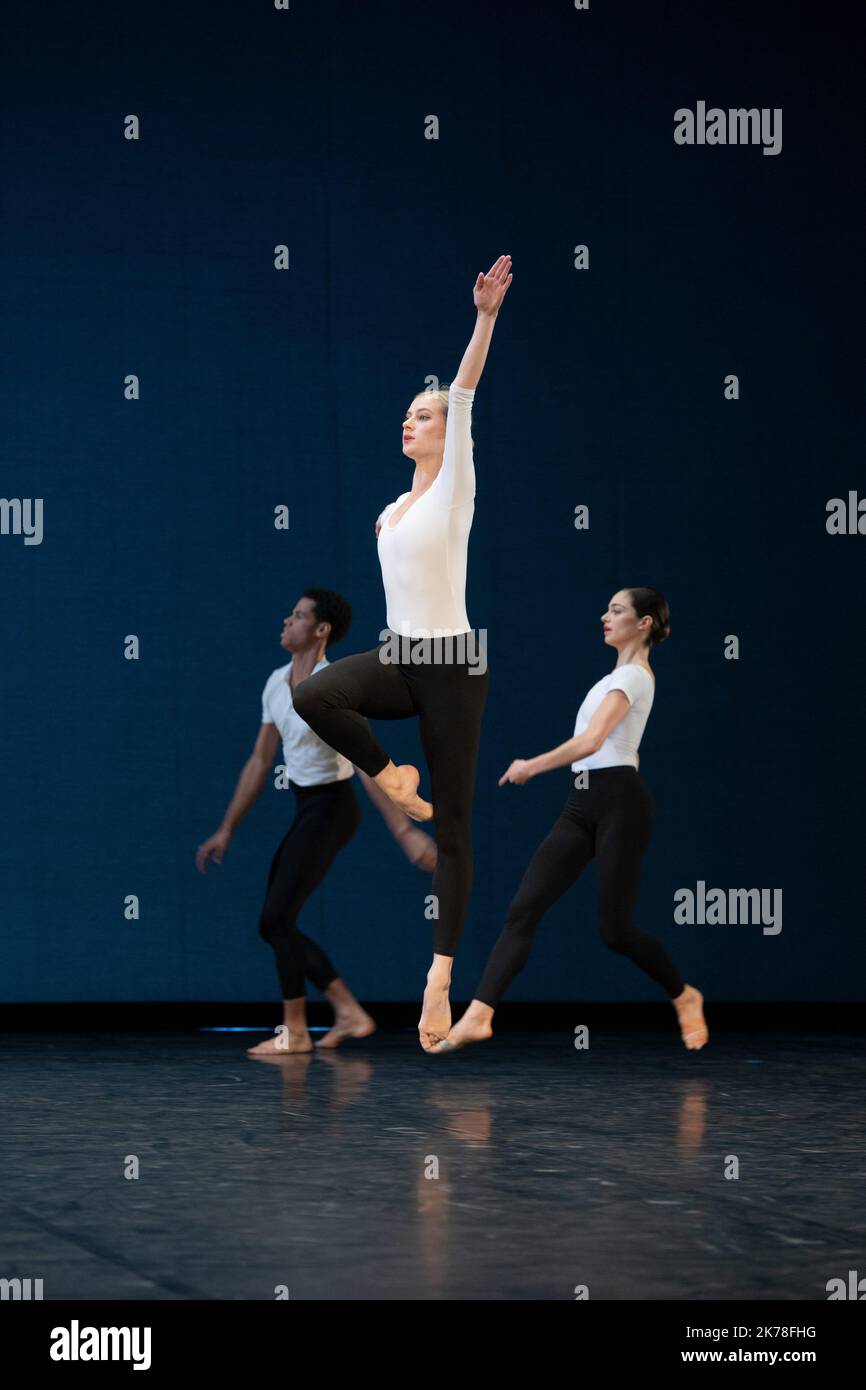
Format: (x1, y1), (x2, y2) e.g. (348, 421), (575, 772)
(293, 632), (489, 956)
(258, 778), (361, 1000)
(476, 766), (686, 1007)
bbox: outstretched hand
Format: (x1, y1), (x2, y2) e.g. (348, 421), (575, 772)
(473, 254), (513, 315)
(196, 826), (233, 873)
(498, 759), (533, 786)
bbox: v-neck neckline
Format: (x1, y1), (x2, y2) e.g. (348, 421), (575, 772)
(386, 489), (429, 530)
(288, 659), (324, 696)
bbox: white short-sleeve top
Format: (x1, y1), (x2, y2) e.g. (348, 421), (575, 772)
(261, 658), (354, 787)
(571, 664), (655, 772)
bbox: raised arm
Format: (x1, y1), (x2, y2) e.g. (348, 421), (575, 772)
(452, 254), (513, 390)
(435, 255), (513, 508)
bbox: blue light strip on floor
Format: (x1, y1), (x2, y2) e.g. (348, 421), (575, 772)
(198, 1025), (328, 1033)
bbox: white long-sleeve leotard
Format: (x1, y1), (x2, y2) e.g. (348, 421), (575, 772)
(376, 383), (476, 637)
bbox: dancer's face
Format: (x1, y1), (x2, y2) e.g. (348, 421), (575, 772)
(601, 590), (650, 649)
(402, 394), (446, 459)
(281, 597), (327, 653)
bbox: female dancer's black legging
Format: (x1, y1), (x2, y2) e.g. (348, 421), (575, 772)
(293, 631), (489, 957)
(258, 778), (361, 999)
(476, 766), (685, 1007)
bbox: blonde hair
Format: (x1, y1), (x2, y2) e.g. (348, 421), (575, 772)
(413, 384), (450, 419)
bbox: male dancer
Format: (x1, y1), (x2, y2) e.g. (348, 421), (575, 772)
(196, 589), (437, 1053)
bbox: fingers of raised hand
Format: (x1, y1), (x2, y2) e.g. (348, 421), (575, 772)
(485, 254), (512, 282)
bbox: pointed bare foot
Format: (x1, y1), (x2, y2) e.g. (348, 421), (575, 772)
(374, 763), (433, 821)
(247, 1029), (313, 1055)
(672, 985), (708, 1051)
(429, 1002), (494, 1054)
(316, 1007), (377, 1049)
(418, 980), (451, 1052)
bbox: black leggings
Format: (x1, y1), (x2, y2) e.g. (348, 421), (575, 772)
(476, 766), (686, 1007)
(258, 778), (361, 1000)
(292, 631), (489, 957)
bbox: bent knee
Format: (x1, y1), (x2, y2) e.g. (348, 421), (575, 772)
(599, 923), (634, 953)
(259, 912), (286, 943)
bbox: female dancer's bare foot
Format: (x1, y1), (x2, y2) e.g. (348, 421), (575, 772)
(672, 984), (708, 1051)
(374, 762), (433, 821)
(418, 959), (453, 1050)
(247, 1029), (313, 1055)
(429, 1000), (494, 1054)
(316, 1006), (376, 1049)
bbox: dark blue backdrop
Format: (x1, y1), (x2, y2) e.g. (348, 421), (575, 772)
(2, 0), (863, 1002)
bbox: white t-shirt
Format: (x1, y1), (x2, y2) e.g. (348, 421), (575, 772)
(261, 658), (354, 788)
(571, 664), (655, 773)
(376, 383), (476, 638)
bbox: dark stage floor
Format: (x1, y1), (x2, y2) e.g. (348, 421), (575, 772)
(1, 1029), (863, 1300)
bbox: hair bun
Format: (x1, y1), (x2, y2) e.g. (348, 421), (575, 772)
(627, 587), (670, 649)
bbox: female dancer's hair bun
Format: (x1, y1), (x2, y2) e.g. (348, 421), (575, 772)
(627, 587), (670, 647)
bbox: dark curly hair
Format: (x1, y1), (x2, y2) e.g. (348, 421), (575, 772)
(627, 587), (670, 648)
(302, 589), (352, 648)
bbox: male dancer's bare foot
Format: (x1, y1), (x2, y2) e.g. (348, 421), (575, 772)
(316, 979), (376, 1049)
(672, 984), (708, 1051)
(247, 1028), (313, 1055)
(418, 957), (453, 1051)
(429, 1000), (494, 1054)
(316, 1007), (377, 1049)
(374, 761), (433, 821)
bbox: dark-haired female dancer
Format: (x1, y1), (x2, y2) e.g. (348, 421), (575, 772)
(431, 587), (709, 1053)
(293, 255), (513, 1049)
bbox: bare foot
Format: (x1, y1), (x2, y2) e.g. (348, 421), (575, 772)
(672, 985), (708, 1051)
(247, 1029), (313, 1055)
(418, 980), (451, 1051)
(429, 1002), (494, 1054)
(374, 763), (433, 821)
(316, 1007), (377, 1049)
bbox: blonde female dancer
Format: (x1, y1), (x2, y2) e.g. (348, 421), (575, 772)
(294, 255), (513, 1049)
